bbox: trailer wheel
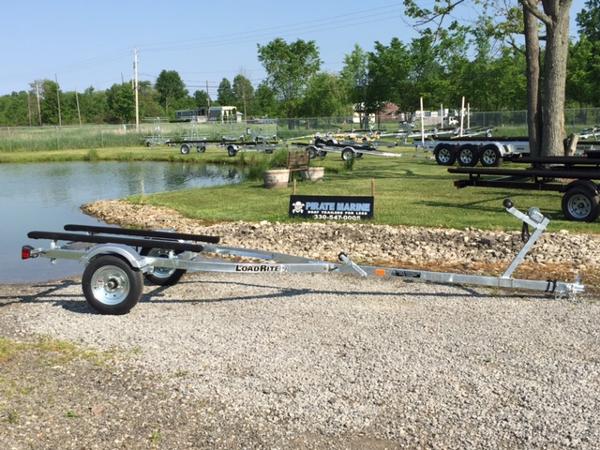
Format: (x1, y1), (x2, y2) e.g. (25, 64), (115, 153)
(306, 146), (318, 159)
(480, 144), (501, 167)
(433, 144), (456, 166)
(196, 144), (206, 153)
(180, 144), (190, 155)
(140, 248), (186, 286)
(227, 145), (237, 157)
(82, 255), (143, 315)
(457, 144), (479, 167)
(562, 184), (600, 222)
(341, 147), (355, 161)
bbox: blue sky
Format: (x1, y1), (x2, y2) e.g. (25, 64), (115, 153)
(0, 0), (588, 96)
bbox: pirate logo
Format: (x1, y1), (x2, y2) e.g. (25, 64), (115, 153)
(291, 201), (305, 214)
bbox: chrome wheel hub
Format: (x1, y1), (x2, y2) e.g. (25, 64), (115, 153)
(91, 265), (130, 305)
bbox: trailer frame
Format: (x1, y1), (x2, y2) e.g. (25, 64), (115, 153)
(22, 200), (584, 314)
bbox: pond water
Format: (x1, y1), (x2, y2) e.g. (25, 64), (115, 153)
(0, 161), (242, 283)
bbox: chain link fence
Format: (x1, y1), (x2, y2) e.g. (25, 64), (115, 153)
(1, 108), (599, 151)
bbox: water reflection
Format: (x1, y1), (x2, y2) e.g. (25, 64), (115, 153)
(0, 161), (242, 283)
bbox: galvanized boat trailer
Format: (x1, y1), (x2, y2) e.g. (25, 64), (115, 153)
(22, 199), (583, 314)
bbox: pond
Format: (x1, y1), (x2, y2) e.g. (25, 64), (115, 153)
(0, 161), (243, 283)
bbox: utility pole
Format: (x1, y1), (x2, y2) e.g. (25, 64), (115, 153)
(206, 80), (211, 108)
(27, 91), (32, 127)
(242, 83), (247, 120)
(55, 74), (62, 127)
(75, 90), (82, 126)
(133, 48), (140, 131)
(35, 81), (42, 126)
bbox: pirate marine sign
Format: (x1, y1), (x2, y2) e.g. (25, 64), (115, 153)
(288, 195), (374, 221)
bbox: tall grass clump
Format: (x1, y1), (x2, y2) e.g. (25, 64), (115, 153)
(83, 148), (99, 161)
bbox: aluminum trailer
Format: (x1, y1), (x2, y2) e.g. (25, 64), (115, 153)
(22, 201), (583, 315)
(293, 142), (401, 161)
(419, 136), (530, 167)
(449, 155), (600, 221)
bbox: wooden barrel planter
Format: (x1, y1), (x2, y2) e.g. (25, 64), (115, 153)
(263, 169), (290, 188)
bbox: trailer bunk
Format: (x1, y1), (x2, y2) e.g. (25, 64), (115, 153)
(449, 157), (600, 221)
(22, 200), (583, 315)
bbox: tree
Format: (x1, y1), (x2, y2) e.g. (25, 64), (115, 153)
(154, 70), (187, 114)
(366, 38), (412, 111)
(232, 74), (255, 117)
(567, 0), (600, 106)
(404, 0), (576, 156)
(340, 44), (369, 125)
(106, 83), (135, 123)
(254, 82), (277, 116)
(193, 89), (210, 109)
(217, 78), (235, 106)
(257, 38), (321, 116)
(138, 81), (162, 118)
(300, 73), (350, 117)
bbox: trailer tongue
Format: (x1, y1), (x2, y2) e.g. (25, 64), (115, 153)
(22, 200), (584, 314)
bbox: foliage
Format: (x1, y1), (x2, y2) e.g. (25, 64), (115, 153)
(257, 38), (321, 116)
(300, 73), (350, 117)
(254, 82), (277, 117)
(106, 83), (135, 123)
(232, 74), (255, 116)
(154, 70), (187, 113)
(217, 78), (235, 105)
(193, 89), (210, 109)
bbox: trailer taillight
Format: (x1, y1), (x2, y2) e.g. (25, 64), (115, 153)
(21, 245), (34, 260)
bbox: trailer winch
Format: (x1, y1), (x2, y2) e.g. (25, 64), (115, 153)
(22, 200), (584, 314)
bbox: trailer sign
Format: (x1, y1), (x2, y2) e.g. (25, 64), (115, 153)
(289, 195), (374, 220)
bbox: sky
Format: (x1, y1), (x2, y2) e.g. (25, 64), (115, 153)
(0, 0), (588, 97)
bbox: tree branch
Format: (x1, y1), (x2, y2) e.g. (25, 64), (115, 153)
(519, 0), (552, 26)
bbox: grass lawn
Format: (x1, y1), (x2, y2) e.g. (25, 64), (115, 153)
(126, 146), (600, 233)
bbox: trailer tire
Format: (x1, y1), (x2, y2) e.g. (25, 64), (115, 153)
(180, 144), (190, 155)
(341, 147), (355, 161)
(479, 144), (501, 167)
(82, 255), (143, 315)
(196, 144), (206, 153)
(433, 144), (456, 166)
(457, 144), (479, 167)
(227, 145), (237, 157)
(562, 183), (600, 222)
(140, 248), (187, 286)
(306, 146), (318, 159)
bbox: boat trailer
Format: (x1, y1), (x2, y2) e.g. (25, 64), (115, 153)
(22, 200), (583, 315)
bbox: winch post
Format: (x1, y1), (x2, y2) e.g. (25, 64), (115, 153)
(338, 252), (368, 277)
(501, 199), (549, 279)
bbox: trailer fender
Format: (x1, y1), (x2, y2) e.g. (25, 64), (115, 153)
(83, 244), (145, 270)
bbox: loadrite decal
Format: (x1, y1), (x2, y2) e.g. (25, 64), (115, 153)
(235, 264), (283, 272)
(289, 195), (374, 220)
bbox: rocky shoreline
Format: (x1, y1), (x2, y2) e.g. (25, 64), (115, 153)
(84, 200), (600, 280)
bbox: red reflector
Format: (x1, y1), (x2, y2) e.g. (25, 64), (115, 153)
(21, 246), (33, 260)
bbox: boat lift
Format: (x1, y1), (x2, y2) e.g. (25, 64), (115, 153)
(22, 200), (583, 314)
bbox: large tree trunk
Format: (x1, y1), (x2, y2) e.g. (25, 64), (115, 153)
(540, 0), (572, 156)
(523, 6), (542, 157)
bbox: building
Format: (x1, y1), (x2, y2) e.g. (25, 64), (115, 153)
(174, 106), (242, 123)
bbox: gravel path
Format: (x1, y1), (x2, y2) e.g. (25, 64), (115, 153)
(1, 272), (600, 448)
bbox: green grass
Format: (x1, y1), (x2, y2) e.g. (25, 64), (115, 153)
(0, 336), (113, 366)
(128, 147), (600, 233)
